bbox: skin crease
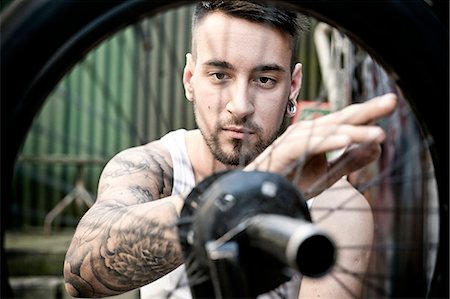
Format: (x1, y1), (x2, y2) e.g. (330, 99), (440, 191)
(63, 8), (398, 299)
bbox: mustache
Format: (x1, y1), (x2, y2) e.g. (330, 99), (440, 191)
(217, 116), (262, 133)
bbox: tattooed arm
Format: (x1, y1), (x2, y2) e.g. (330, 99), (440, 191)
(64, 142), (185, 298)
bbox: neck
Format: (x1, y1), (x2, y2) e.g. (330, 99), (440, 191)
(186, 129), (237, 183)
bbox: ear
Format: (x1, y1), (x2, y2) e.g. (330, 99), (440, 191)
(183, 53), (196, 102)
(289, 63), (303, 101)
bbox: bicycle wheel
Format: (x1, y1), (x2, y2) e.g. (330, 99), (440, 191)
(1, 1), (448, 298)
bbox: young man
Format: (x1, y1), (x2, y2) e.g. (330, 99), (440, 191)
(64, 1), (397, 298)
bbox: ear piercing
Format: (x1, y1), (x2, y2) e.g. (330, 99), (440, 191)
(287, 100), (297, 115)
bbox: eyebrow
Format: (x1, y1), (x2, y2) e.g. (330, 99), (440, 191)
(253, 64), (286, 73)
(204, 59), (235, 70)
(203, 60), (286, 73)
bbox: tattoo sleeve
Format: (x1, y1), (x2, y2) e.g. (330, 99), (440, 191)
(64, 145), (184, 297)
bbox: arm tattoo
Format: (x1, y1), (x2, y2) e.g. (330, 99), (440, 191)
(65, 146), (180, 296)
(143, 147), (172, 197)
(103, 156), (151, 178)
(129, 185), (154, 203)
(97, 218), (182, 288)
(65, 202), (182, 296)
(102, 147), (173, 201)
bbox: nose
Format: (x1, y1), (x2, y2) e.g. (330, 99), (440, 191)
(225, 81), (255, 119)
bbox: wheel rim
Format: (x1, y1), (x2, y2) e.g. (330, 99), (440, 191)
(2, 1), (447, 298)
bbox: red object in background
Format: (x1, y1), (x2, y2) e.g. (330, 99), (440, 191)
(292, 100), (330, 123)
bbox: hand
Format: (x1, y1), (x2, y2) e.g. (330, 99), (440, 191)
(246, 93), (398, 197)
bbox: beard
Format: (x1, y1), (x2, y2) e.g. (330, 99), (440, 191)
(196, 112), (282, 166)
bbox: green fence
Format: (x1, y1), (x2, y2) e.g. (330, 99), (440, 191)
(10, 4), (321, 230)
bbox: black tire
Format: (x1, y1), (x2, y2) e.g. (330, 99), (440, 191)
(1, 1), (448, 298)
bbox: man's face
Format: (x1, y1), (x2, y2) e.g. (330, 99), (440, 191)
(184, 12), (302, 166)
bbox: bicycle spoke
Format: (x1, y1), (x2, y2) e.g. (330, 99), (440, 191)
(328, 271), (359, 298)
(333, 263), (391, 298)
(336, 242), (439, 251)
(5, 1), (445, 298)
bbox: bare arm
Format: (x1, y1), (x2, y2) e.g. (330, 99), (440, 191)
(64, 143), (185, 298)
(299, 179), (374, 298)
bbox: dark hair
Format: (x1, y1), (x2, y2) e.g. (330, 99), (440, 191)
(192, 1), (309, 66)
(193, 1), (308, 35)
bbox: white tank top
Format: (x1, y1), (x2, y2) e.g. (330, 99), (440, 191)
(140, 129), (312, 298)
(140, 129), (194, 299)
(160, 129), (196, 195)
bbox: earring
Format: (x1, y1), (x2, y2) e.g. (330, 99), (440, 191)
(287, 101), (297, 115)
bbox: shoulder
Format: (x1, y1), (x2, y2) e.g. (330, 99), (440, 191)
(97, 140), (174, 202)
(105, 128), (198, 179)
(103, 141), (172, 174)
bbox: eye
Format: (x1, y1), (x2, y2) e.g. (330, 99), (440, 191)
(256, 76), (276, 87)
(211, 73), (227, 80)
(214, 73), (226, 80)
(208, 72), (230, 85)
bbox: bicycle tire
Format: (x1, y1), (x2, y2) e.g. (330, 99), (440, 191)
(1, 0), (448, 298)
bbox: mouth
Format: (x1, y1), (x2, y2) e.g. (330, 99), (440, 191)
(222, 126), (254, 139)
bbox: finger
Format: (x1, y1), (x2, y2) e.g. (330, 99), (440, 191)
(282, 124), (385, 155)
(328, 142), (381, 177)
(318, 124), (386, 144)
(272, 134), (352, 165)
(304, 134), (353, 155)
(317, 93), (397, 126)
(304, 143), (381, 198)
